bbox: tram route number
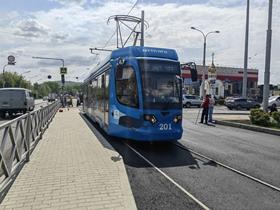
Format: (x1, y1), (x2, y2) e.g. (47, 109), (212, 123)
(159, 123), (172, 130)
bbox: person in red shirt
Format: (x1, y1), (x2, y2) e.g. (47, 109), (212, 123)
(200, 94), (210, 124)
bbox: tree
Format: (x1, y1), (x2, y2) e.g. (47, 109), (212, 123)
(0, 72), (31, 89)
(43, 81), (60, 93)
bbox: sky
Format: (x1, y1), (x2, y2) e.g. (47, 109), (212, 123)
(0, 0), (279, 84)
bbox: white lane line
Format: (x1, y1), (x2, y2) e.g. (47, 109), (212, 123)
(125, 143), (210, 210)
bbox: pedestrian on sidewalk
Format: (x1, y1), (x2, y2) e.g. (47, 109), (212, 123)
(200, 94), (210, 124)
(208, 95), (215, 123)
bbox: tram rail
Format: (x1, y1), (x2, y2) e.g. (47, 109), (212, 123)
(173, 142), (280, 192)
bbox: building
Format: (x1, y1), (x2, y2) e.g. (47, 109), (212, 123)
(181, 64), (258, 98)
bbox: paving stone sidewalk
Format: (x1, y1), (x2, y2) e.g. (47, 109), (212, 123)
(0, 108), (137, 210)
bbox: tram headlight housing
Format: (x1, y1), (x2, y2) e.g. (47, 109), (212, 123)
(117, 57), (126, 65)
(144, 114), (157, 124)
(173, 115), (182, 123)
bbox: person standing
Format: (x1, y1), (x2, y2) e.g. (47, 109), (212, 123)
(200, 94), (210, 124)
(270, 103), (277, 114)
(208, 95), (215, 123)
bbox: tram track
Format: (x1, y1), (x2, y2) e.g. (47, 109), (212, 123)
(82, 114), (280, 209)
(173, 142), (280, 192)
(125, 142), (210, 210)
(123, 140), (280, 209)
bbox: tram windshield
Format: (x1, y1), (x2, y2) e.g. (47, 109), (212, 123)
(139, 59), (182, 109)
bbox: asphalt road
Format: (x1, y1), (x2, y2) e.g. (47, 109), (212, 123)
(83, 110), (280, 210)
(182, 108), (280, 187)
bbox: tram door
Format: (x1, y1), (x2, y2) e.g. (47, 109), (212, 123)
(103, 72), (110, 127)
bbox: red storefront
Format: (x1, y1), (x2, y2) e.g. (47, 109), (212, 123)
(181, 65), (258, 97)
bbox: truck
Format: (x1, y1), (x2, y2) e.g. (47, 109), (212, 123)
(0, 88), (35, 118)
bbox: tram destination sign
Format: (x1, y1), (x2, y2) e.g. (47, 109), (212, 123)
(139, 60), (180, 74)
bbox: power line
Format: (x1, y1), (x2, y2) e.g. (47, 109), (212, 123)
(127, 0), (139, 15)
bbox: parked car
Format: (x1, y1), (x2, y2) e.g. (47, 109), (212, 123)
(225, 96), (235, 103)
(268, 96), (280, 108)
(225, 98), (260, 110)
(182, 95), (202, 108)
(0, 88), (35, 118)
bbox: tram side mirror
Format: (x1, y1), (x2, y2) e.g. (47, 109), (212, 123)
(188, 62), (198, 82)
(181, 62), (197, 82)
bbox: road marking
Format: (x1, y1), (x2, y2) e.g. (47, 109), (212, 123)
(174, 143), (280, 192)
(125, 143), (210, 210)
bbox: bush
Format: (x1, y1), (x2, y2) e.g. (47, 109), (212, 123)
(250, 109), (271, 127)
(272, 112), (280, 126)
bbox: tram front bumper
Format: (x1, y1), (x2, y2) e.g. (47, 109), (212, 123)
(110, 124), (183, 141)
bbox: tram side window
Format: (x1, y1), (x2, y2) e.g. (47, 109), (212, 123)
(116, 66), (138, 108)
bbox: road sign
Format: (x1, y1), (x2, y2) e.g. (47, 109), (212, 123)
(7, 55), (16, 65)
(60, 67), (67, 74)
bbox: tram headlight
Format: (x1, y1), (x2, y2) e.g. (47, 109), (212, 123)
(144, 114), (157, 124)
(173, 115), (182, 123)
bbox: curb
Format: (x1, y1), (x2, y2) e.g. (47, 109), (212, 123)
(215, 120), (280, 136)
(214, 112), (249, 115)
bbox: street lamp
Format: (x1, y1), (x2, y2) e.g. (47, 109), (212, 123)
(20, 70), (31, 76)
(29, 74), (40, 79)
(32, 56), (66, 91)
(190, 27), (220, 66)
(190, 27), (220, 98)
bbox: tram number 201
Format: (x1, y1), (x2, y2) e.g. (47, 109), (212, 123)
(159, 123), (172, 130)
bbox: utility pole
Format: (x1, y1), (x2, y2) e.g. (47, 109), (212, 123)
(242, 0), (250, 98)
(263, 0), (273, 112)
(140, 10), (145, 47)
(32, 56), (65, 91)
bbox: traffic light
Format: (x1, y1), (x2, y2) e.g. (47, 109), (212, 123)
(61, 74), (65, 84)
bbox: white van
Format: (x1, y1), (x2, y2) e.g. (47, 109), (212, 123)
(0, 88), (35, 118)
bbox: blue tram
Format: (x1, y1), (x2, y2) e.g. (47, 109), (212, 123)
(83, 46), (183, 141)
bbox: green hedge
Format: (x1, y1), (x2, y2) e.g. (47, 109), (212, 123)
(272, 111), (280, 126)
(250, 109), (271, 127)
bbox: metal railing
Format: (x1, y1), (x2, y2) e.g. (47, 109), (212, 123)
(0, 101), (60, 194)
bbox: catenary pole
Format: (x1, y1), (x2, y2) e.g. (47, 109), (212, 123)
(263, 0), (273, 112)
(140, 10), (144, 47)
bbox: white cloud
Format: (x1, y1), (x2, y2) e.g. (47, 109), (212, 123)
(0, 0), (279, 84)
(14, 18), (49, 38)
(50, 0), (88, 6)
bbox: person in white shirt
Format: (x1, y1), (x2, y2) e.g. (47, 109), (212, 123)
(208, 95), (215, 123)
